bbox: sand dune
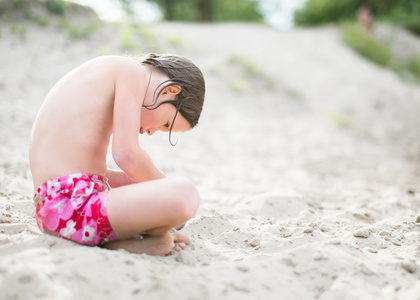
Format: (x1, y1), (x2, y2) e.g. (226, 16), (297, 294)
(0, 14), (420, 300)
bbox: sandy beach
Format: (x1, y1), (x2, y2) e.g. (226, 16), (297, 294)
(0, 7), (420, 300)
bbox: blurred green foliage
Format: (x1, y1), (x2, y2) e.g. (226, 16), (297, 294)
(295, 0), (420, 83)
(227, 53), (275, 92)
(404, 20), (420, 36)
(328, 111), (350, 128)
(295, 0), (420, 36)
(230, 77), (250, 92)
(125, 0), (263, 23)
(295, 0), (361, 25)
(0, 0), (101, 39)
(210, 0), (263, 22)
(46, 0), (65, 15)
(59, 18), (101, 38)
(341, 23), (392, 67)
(407, 58), (420, 76)
(118, 22), (158, 53)
(0, 0), (65, 16)
(120, 25), (140, 50)
(341, 23), (420, 83)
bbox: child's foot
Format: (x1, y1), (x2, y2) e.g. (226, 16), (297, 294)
(103, 232), (189, 256)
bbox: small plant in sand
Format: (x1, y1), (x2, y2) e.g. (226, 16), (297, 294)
(138, 25), (158, 51)
(30, 15), (48, 26)
(227, 53), (275, 92)
(166, 34), (182, 46)
(120, 25), (141, 51)
(119, 23), (158, 53)
(10, 23), (27, 41)
(59, 18), (101, 39)
(138, 25), (155, 42)
(230, 77), (251, 92)
(229, 54), (263, 77)
(96, 46), (111, 57)
(285, 88), (304, 100)
(391, 57), (420, 83)
(327, 111), (350, 128)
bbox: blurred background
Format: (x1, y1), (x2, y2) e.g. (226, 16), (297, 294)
(79, 0), (420, 81)
(2, 0), (419, 79)
(68, 0), (307, 30)
(61, 0), (420, 35)
(1, 2), (420, 298)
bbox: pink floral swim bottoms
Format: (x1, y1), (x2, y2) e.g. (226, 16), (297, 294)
(33, 173), (118, 246)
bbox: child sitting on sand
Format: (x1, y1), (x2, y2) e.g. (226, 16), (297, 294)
(29, 54), (205, 256)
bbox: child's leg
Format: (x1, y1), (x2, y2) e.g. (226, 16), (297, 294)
(104, 176), (199, 255)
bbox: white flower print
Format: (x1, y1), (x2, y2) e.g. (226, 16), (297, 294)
(52, 198), (66, 213)
(85, 182), (94, 195)
(46, 179), (61, 197)
(71, 196), (84, 209)
(60, 220), (76, 238)
(82, 225), (96, 242)
(66, 174), (80, 187)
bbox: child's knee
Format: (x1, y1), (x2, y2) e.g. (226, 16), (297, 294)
(170, 177), (200, 219)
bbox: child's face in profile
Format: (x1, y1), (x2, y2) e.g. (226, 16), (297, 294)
(140, 103), (190, 136)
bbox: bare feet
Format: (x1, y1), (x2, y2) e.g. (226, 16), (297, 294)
(103, 232), (189, 256)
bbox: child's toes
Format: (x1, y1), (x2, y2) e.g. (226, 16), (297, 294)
(174, 242), (187, 252)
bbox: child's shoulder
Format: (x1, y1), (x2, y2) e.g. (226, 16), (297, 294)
(105, 55), (146, 74)
(84, 55), (148, 82)
(89, 55), (143, 70)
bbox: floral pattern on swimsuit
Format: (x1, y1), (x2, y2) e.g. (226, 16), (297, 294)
(33, 173), (117, 246)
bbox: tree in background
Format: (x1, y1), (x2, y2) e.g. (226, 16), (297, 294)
(119, 0), (263, 23)
(294, 0), (420, 35)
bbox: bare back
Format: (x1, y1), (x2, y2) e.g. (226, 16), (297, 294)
(29, 56), (145, 188)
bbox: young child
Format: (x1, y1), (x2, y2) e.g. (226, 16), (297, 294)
(29, 54), (205, 256)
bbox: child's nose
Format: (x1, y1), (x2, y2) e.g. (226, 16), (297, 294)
(147, 128), (155, 136)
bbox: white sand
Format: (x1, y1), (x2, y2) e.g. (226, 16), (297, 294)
(0, 18), (420, 300)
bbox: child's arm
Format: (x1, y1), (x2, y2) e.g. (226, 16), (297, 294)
(111, 59), (166, 183)
(105, 169), (136, 188)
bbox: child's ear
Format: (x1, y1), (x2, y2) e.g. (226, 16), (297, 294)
(163, 85), (181, 96)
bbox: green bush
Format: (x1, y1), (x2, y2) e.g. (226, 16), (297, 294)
(295, 0), (363, 26)
(9, 0), (29, 9)
(404, 20), (420, 37)
(28, 14), (48, 26)
(58, 17), (101, 39)
(46, 0), (65, 15)
(119, 25), (137, 50)
(341, 23), (420, 83)
(295, 0), (420, 27)
(341, 23), (392, 67)
(407, 58), (420, 79)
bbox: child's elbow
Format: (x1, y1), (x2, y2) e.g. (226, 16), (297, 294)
(112, 148), (135, 172)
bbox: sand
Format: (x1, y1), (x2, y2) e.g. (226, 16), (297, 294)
(0, 16), (420, 300)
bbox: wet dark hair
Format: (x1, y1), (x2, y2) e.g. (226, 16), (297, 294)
(136, 53), (205, 145)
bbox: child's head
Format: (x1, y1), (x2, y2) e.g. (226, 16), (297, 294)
(138, 53), (205, 131)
